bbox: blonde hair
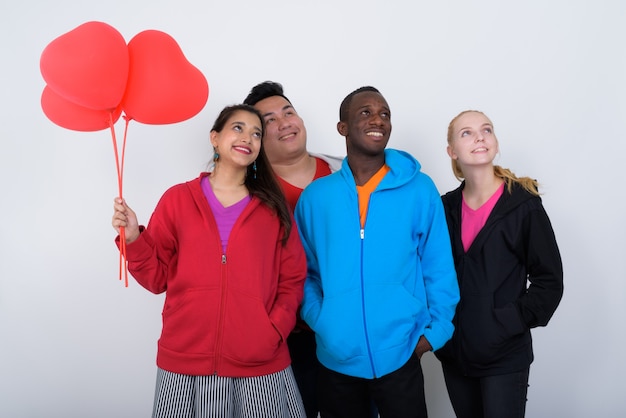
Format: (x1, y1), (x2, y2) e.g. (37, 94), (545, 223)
(447, 110), (540, 196)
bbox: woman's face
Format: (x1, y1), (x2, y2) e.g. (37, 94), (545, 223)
(447, 111), (499, 170)
(210, 110), (263, 169)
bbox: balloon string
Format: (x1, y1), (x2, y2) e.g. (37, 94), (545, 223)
(110, 112), (128, 287)
(121, 117), (131, 287)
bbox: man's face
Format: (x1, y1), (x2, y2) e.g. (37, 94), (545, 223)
(338, 91), (391, 157)
(253, 95), (307, 164)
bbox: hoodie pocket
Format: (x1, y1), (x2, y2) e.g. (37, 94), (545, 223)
(460, 293), (515, 364)
(159, 288), (220, 355)
(221, 296), (282, 365)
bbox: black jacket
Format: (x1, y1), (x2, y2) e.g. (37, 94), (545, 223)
(435, 181), (563, 377)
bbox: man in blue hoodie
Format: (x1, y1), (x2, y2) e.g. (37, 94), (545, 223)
(294, 86), (460, 417)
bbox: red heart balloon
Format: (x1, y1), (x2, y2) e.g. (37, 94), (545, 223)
(41, 86), (122, 132)
(122, 30), (209, 125)
(40, 21), (129, 110)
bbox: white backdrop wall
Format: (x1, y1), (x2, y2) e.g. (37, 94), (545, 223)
(1, 1), (624, 417)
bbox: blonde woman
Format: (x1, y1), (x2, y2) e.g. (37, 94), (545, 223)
(435, 110), (564, 418)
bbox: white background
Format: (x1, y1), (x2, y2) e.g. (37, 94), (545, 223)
(1, 1), (624, 417)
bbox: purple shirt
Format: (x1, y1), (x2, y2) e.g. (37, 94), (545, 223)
(201, 176), (251, 252)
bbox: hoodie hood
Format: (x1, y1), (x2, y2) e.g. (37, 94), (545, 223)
(340, 148), (422, 190)
(443, 180), (537, 224)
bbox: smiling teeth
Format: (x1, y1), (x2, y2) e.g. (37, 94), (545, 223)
(234, 146), (251, 154)
(367, 132), (383, 137)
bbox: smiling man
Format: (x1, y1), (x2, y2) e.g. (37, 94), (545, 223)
(244, 81), (342, 211)
(294, 86), (460, 418)
(244, 81), (343, 418)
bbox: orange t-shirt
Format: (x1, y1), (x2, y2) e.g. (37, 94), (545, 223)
(356, 165), (390, 227)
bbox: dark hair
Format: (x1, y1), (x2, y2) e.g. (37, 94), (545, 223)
(243, 81), (292, 107)
(211, 104), (293, 244)
(339, 86), (381, 122)
(211, 104), (265, 133)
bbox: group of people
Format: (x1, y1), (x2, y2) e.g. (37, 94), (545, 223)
(112, 82), (564, 418)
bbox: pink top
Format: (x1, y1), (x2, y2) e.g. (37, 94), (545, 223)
(461, 182), (505, 252)
(201, 175), (251, 252)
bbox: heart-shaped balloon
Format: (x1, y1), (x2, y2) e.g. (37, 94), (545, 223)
(41, 86), (122, 132)
(122, 30), (209, 125)
(40, 21), (129, 110)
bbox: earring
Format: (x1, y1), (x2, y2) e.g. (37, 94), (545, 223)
(253, 161), (257, 179)
(213, 149), (219, 161)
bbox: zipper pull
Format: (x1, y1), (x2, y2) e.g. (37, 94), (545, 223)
(221, 254), (226, 264)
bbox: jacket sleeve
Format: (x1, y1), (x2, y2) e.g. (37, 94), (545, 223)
(268, 219), (307, 341)
(517, 201), (564, 327)
(114, 192), (178, 294)
(294, 197), (324, 330)
(419, 188), (460, 351)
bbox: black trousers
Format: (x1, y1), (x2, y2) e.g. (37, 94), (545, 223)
(289, 330), (378, 418)
(318, 352), (427, 418)
(442, 363), (529, 418)
(288, 330), (320, 418)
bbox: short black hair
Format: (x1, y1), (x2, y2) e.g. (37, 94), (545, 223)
(244, 81), (292, 106)
(339, 86), (381, 122)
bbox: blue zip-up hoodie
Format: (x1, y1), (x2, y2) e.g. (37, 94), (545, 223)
(294, 149), (459, 379)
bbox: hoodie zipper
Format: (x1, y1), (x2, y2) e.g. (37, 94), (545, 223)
(214, 252), (227, 375)
(360, 225), (377, 378)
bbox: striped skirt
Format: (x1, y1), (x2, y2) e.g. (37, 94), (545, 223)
(152, 366), (306, 418)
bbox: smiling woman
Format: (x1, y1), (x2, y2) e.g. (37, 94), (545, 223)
(208, 108), (263, 206)
(436, 110), (564, 418)
(110, 104), (307, 417)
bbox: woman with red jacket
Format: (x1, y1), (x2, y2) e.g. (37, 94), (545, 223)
(112, 104), (307, 417)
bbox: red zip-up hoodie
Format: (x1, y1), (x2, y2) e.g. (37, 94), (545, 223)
(117, 173), (306, 377)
